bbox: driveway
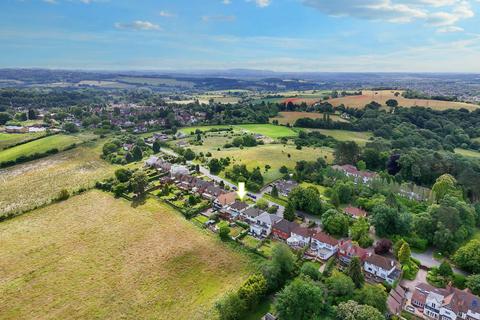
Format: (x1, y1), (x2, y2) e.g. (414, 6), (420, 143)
(411, 249), (467, 275)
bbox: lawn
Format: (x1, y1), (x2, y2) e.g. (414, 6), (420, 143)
(0, 191), (257, 320)
(327, 90), (479, 111)
(258, 241), (274, 258)
(179, 125), (234, 135)
(0, 133), (94, 163)
(0, 132), (46, 150)
(455, 148), (480, 158)
(0, 140), (116, 218)
(189, 143), (333, 184)
(270, 111), (348, 125)
(303, 128), (373, 146)
(241, 235), (262, 249)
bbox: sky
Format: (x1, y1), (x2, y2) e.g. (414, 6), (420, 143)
(1, 0), (480, 72)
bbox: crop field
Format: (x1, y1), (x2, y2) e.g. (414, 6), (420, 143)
(190, 142), (333, 184)
(0, 133), (94, 163)
(455, 148), (480, 158)
(0, 191), (256, 320)
(270, 111), (348, 125)
(327, 90), (479, 111)
(303, 128), (373, 146)
(0, 141), (116, 218)
(0, 132), (46, 150)
(180, 124), (297, 139)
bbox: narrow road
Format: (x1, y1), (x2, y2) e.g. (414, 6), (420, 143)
(411, 249), (468, 275)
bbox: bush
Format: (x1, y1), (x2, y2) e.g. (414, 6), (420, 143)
(56, 189), (70, 202)
(219, 226), (231, 241)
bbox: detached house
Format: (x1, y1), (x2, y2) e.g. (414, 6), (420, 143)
(364, 252), (401, 285)
(242, 208), (264, 223)
(332, 164), (378, 184)
(224, 201), (249, 219)
(272, 219), (298, 241)
(344, 206), (367, 219)
(250, 212), (282, 238)
(214, 192), (237, 210)
(411, 282), (480, 320)
(338, 240), (368, 266)
(287, 225), (313, 248)
(273, 180), (299, 197)
(311, 232), (339, 260)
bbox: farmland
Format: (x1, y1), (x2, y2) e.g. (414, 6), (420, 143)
(0, 141), (116, 218)
(270, 111), (348, 125)
(180, 124), (297, 139)
(327, 90), (479, 111)
(0, 191), (256, 320)
(0, 132), (46, 150)
(303, 128), (373, 146)
(0, 133), (95, 163)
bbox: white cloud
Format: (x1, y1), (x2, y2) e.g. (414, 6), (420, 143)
(302, 0), (475, 31)
(201, 15), (236, 22)
(222, 0), (232, 4)
(159, 11), (176, 18)
(246, 0), (271, 8)
(114, 20), (162, 31)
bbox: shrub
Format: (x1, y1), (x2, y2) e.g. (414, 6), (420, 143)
(56, 189), (70, 202)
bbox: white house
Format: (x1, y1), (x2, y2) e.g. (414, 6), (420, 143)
(170, 164), (189, 176)
(287, 225), (312, 248)
(311, 232), (339, 260)
(242, 208), (264, 224)
(225, 201), (249, 219)
(363, 253), (401, 285)
(250, 212), (282, 238)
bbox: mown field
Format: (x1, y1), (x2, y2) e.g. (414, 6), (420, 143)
(0, 191), (257, 320)
(455, 148), (480, 158)
(179, 124), (297, 139)
(270, 111), (348, 125)
(0, 132), (46, 150)
(327, 90), (479, 111)
(0, 141), (115, 217)
(0, 133), (94, 163)
(303, 128), (373, 146)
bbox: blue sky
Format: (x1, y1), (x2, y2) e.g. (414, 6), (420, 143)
(1, 0), (479, 72)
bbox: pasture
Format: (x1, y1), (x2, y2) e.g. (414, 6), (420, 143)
(0, 132), (46, 150)
(270, 111), (348, 125)
(0, 141), (115, 218)
(0, 133), (94, 163)
(303, 128), (373, 146)
(0, 191), (256, 320)
(327, 90), (479, 111)
(455, 148), (480, 158)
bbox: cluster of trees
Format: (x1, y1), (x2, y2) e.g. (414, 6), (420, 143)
(96, 168), (149, 197)
(102, 135), (150, 165)
(224, 135), (262, 148)
(294, 130), (337, 149)
(224, 164), (264, 192)
(287, 186), (323, 216)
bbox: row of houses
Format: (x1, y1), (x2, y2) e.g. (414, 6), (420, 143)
(332, 164), (378, 184)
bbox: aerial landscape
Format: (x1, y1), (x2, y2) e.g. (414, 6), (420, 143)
(1, 1), (480, 320)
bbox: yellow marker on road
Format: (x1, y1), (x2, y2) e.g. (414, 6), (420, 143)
(237, 182), (247, 200)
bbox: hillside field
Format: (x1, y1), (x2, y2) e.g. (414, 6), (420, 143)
(0, 141), (116, 218)
(0, 191), (256, 320)
(270, 111), (348, 125)
(0, 132), (46, 150)
(327, 90), (479, 111)
(0, 133), (94, 163)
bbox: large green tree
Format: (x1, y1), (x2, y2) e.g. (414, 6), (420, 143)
(335, 300), (384, 320)
(347, 257), (364, 289)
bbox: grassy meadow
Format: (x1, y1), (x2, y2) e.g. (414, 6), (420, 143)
(0, 191), (257, 320)
(0, 132), (46, 150)
(179, 124), (297, 139)
(303, 128), (373, 146)
(455, 148), (480, 158)
(327, 90), (479, 111)
(0, 141), (116, 217)
(270, 111), (348, 125)
(0, 133), (94, 163)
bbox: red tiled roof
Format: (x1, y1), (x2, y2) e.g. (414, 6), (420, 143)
(365, 253), (396, 270)
(312, 232), (338, 246)
(344, 206), (367, 218)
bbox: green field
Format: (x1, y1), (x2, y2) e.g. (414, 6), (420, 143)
(189, 142), (333, 184)
(0, 132), (46, 150)
(0, 134), (94, 163)
(0, 140), (116, 218)
(303, 128), (373, 146)
(455, 148), (480, 158)
(0, 191), (256, 319)
(179, 124), (297, 139)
